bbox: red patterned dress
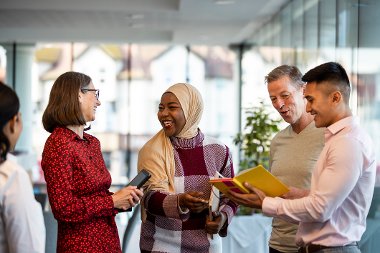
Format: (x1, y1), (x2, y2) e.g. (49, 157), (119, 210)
(41, 127), (121, 253)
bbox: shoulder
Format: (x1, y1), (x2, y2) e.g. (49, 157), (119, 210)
(202, 135), (230, 155)
(42, 128), (76, 160)
(0, 158), (20, 178)
(139, 131), (168, 155)
(0, 158), (31, 189)
(45, 127), (72, 146)
(203, 135), (225, 147)
(83, 132), (100, 145)
(272, 125), (291, 141)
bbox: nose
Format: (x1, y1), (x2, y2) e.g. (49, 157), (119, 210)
(274, 99), (284, 110)
(305, 101), (311, 113)
(159, 107), (169, 117)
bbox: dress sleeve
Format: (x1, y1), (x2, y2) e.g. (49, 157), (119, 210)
(42, 139), (116, 223)
(2, 167), (46, 253)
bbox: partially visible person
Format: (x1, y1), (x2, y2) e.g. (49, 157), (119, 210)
(41, 72), (143, 253)
(138, 83), (238, 253)
(0, 82), (46, 253)
(227, 62), (376, 253)
(265, 65), (324, 253)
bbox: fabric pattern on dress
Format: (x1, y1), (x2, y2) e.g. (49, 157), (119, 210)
(42, 127), (121, 253)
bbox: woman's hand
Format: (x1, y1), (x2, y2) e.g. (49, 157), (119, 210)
(205, 211), (227, 235)
(112, 186), (144, 210)
(178, 191), (209, 213)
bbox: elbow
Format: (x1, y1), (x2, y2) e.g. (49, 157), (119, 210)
(311, 209), (331, 222)
(308, 197), (332, 222)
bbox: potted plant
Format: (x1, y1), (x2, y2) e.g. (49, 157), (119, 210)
(233, 100), (281, 214)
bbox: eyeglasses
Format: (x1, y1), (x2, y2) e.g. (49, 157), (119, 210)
(81, 88), (99, 100)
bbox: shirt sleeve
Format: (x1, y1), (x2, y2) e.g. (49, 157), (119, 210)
(263, 137), (363, 223)
(2, 168), (46, 253)
(42, 139), (116, 223)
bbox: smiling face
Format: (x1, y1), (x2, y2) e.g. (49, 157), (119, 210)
(79, 81), (101, 122)
(157, 92), (186, 137)
(268, 76), (305, 125)
(304, 81), (337, 128)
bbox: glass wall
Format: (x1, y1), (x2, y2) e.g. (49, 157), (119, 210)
(242, 0), (380, 223)
(243, 0), (379, 172)
(0, 43), (239, 185)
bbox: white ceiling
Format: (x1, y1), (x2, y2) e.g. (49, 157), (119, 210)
(0, 0), (289, 45)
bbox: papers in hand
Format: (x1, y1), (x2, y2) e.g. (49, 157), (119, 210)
(209, 165), (289, 197)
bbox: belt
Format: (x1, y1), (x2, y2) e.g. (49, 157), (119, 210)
(298, 242), (358, 253)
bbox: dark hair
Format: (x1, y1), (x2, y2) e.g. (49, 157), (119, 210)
(265, 65), (304, 89)
(42, 71), (92, 133)
(302, 62), (351, 102)
(0, 82), (20, 162)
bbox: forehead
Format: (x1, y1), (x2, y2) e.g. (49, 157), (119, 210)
(160, 92), (180, 103)
(268, 76), (298, 94)
(87, 81), (95, 88)
(304, 82), (319, 96)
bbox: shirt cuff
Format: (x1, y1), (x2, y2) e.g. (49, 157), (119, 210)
(262, 197), (283, 217)
(177, 196), (190, 215)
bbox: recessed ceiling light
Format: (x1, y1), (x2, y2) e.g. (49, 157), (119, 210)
(125, 14), (144, 20)
(214, 0), (235, 5)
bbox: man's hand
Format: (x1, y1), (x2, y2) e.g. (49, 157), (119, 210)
(282, 186), (309, 199)
(225, 182), (266, 209)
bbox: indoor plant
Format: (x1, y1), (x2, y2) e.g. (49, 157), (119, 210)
(233, 100), (281, 214)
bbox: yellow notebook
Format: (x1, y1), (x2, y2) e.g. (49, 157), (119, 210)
(209, 165), (289, 197)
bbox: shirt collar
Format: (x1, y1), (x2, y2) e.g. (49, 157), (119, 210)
(325, 116), (358, 139)
(57, 126), (90, 142)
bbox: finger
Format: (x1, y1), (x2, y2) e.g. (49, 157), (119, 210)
(187, 191), (204, 198)
(205, 223), (218, 234)
(242, 182), (256, 192)
(135, 189), (144, 197)
(226, 190), (246, 202)
(212, 211), (221, 218)
(127, 197), (136, 207)
(250, 186), (266, 200)
(125, 185), (137, 190)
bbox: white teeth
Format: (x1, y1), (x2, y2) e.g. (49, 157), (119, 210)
(163, 121), (172, 127)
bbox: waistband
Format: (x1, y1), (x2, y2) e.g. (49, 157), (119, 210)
(298, 242), (358, 253)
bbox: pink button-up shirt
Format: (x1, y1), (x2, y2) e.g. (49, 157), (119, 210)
(263, 116), (376, 246)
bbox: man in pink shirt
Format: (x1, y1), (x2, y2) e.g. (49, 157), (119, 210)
(227, 62), (376, 253)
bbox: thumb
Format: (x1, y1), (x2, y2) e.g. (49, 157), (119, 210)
(243, 182), (256, 193)
(251, 185), (266, 201)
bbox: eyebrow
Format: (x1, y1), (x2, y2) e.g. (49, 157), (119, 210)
(167, 101), (180, 105)
(159, 101), (180, 106)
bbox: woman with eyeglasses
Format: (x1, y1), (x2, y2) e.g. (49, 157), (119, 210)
(0, 82), (46, 253)
(41, 71), (143, 253)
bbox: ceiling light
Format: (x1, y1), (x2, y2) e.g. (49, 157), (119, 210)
(213, 0), (235, 5)
(125, 14), (144, 20)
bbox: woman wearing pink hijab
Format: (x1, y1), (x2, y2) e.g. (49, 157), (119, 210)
(138, 83), (238, 253)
